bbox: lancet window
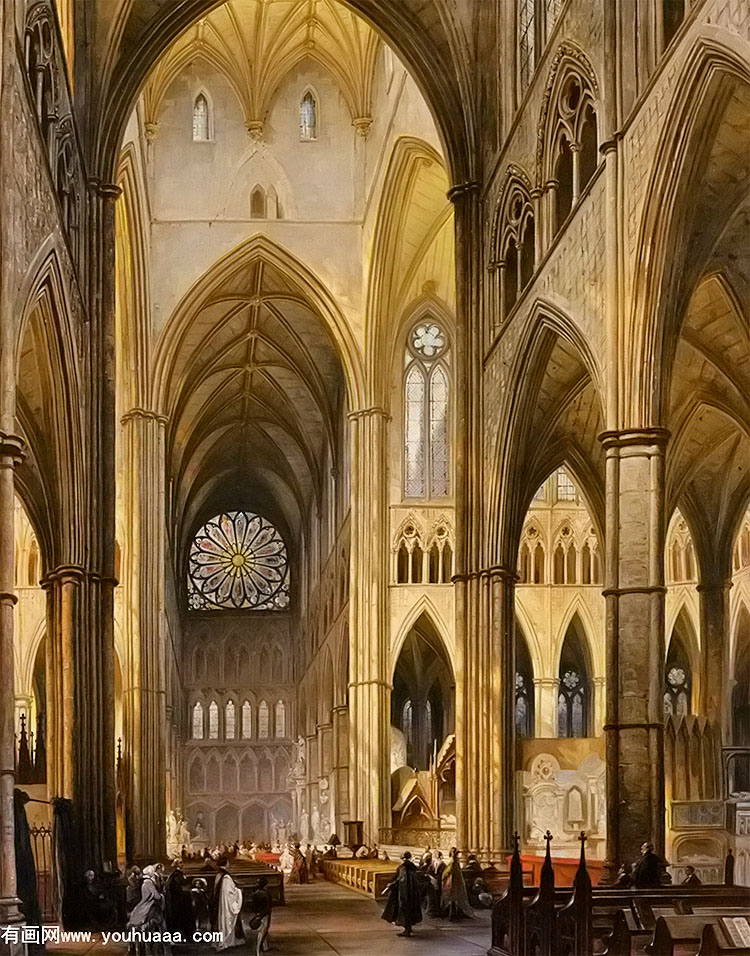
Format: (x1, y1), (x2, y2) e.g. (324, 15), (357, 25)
(664, 637), (691, 717)
(556, 468), (576, 501)
(258, 700), (269, 739)
(518, 0), (565, 96)
(515, 635), (535, 737)
(208, 700), (219, 739)
(192, 702), (204, 739)
(404, 320), (451, 498)
(192, 93), (210, 141)
(558, 625), (590, 737)
(225, 700), (236, 739)
(275, 700), (286, 739)
(241, 701), (252, 739)
(300, 90), (317, 141)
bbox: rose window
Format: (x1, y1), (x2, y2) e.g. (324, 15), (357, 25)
(411, 323), (446, 358)
(187, 511), (289, 610)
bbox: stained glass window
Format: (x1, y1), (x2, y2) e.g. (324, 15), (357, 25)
(225, 700), (236, 739)
(664, 639), (691, 717)
(430, 365), (450, 496)
(402, 700), (413, 744)
(516, 635), (534, 737)
(519, 0), (536, 93)
(404, 320), (451, 499)
(187, 511), (289, 611)
(556, 468), (576, 501)
(193, 93), (209, 141)
(192, 702), (204, 740)
(208, 700), (219, 739)
(300, 91), (317, 140)
(258, 700), (269, 739)
(405, 365), (426, 497)
(241, 701), (252, 739)
(275, 700), (286, 738)
(558, 626), (589, 737)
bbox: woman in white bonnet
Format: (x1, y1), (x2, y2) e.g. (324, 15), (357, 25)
(127, 864), (170, 955)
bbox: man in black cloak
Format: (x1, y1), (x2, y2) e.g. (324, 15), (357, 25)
(13, 789), (43, 954)
(381, 851), (423, 938)
(633, 842), (662, 888)
(165, 860), (195, 941)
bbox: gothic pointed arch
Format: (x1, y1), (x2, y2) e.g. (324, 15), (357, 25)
(367, 136), (453, 397)
(536, 42), (600, 186)
(631, 33), (750, 426)
(93, 0), (474, 189)
(556, 613), (593, 738)
(487, 300), (605, 569)
(515, 622), (535, 738)
(391, 611), (454, 770)
(15, 249), (85, 569)
(664, 608), (698, 717)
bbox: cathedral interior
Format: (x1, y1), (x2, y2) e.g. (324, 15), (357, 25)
(1, 0), (749, 952)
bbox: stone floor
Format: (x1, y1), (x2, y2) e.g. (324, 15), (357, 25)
(47, 881), (492, 955)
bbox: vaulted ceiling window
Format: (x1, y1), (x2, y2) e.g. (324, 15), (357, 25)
(300, 90), (317, 141)
(192, 92), (210, 141)
(404, 321), (451, 499)
(187, 511), (289, 611)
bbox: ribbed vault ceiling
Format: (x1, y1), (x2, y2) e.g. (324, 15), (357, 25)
(164, 254), (344, 555)
(142, 0), (381, 132)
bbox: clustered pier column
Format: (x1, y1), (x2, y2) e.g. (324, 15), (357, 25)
(601, 428), (668, 877)
(348, 407), (390, 843)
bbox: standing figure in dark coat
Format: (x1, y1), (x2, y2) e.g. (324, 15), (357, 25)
(165, 861), (194, 940)
(633, 842), (662, 888)
(426, 851), (445, 917)
(287, 844), (308, 884)
(381, 852), (423, 938)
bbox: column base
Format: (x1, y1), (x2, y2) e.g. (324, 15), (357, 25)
(0, 896), (26, 956)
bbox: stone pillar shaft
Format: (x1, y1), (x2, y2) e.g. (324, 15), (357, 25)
(697, 581), (731, 732)
(0, 433), (24, 940)
(601, 429), (668, 873)
(120, 409), (167, 861)
(347, 408), (389, 843)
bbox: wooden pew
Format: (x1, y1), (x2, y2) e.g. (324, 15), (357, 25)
(490, 832), (749, 956)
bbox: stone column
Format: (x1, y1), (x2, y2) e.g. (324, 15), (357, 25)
(119, 409), (167, 861)
(0, 432), (25, 950)
(593, 676), (606, 736)
(83, 179), (121, 870)
(600, 429), (668, 876)
(331, 705), (349, 836)
(347, 407), (389, 844)
(697, 578), (731, 732)
(535, 677), (560, 738)
(448, 178), (484, 858)
(42, 567), (84, 802)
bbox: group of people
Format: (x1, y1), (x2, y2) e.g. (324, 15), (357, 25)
(381, 847), (491, 938)
(125, 859), (272, 955)
(614, 841), (701, 889)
